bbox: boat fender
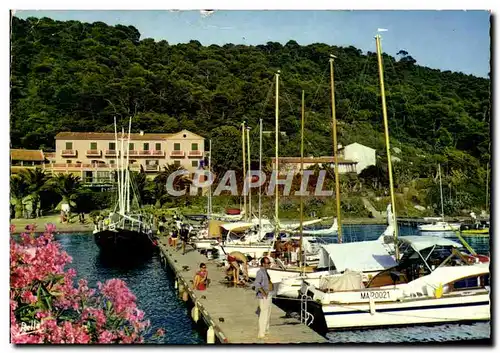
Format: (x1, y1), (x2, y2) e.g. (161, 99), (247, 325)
(182, 290), (189, 302)
(191, 305), (200, 323)
(369, 297), (376, 315)
(434, 284), (443, 299)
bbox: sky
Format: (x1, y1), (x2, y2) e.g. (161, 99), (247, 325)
(13, 10), (491, 78)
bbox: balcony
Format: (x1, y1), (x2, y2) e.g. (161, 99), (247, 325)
(127, 150), (138, 156)
(61, 150), (77, 157)
(188, 150), (203, 158)
(105, 150), (119, 157)
(86, 149), (102, 157)
(138, 150), (151, 156)
(151, 150), (165, 157)
(170, 150), (185, 158)
(145, 164), (159, 172)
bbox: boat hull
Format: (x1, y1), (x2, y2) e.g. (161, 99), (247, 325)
(94, 229), (156, 254)
(313, 293), (490, 330)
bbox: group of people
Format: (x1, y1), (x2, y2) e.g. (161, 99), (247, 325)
(274, 237), (300, 265)
(166, 218), (194, 255)
(191, 256), (275, 340)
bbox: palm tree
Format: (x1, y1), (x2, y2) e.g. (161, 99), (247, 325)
(10, 174), (29, 218)
(150, 164), (192, 207)
(49, 174), (83, 216)
(131, 170), (149, 205)
(20, 168), (50, 218)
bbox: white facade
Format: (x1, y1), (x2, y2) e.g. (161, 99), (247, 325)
(342, 143), (376, 174)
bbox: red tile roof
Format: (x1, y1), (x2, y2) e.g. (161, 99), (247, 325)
(55, 132), (175, 141)
(271, 157), (356, 164)
(10, 149), (45, 162)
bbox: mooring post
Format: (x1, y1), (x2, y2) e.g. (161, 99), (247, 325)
(207, 326), (215, 344)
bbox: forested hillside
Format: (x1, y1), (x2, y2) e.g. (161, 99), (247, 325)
(10, 16), (491, 212)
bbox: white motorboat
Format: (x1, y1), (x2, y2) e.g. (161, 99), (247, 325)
(300, 236), (490, 330)
(418, 221), (461, 232)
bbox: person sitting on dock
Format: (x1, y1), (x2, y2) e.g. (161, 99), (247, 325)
(193, 263), (209, 291)
(170, 229), (179, 249)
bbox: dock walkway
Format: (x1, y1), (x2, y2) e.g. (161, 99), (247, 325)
(157, 238), (327, 344)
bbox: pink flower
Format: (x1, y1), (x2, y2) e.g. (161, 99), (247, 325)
(10, 225), (150, 344)
(45, 223), (56, 233)
(98, 330), (115, 344)
(20, 290), (37, 304)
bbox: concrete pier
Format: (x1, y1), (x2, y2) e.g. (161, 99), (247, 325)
(156, 238), (327, 344)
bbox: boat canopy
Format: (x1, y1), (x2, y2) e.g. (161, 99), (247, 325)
(317, 241), (397, 272)
(220, 222), (254, 233)
(398, 236), (462, 252)
(402, 263), (489, 292)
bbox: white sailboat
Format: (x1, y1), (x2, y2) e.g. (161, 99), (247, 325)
(298, 33), (490, 330)
(418, 164), (461, 232)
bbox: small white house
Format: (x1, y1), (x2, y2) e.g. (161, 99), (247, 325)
(340, 143), (376, 174)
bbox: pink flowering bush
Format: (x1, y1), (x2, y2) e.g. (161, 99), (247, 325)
(10, 224), (165, 344)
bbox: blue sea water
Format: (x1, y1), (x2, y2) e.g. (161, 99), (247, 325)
(54, 224), (490, 344)
(54, 233), (204, 344)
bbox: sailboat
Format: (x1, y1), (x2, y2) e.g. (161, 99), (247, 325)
(302, 218), (338, 235)
(418, 165), (460, 232)
(298, 33), (490, 330)
(93, 117), (156, 254)
(249, 65), (395, 294)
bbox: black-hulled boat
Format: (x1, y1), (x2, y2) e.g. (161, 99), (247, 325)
(93, 119), (157, 254)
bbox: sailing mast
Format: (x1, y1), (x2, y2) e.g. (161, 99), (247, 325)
(329, 54), (342, 243)
(259, 119), (263, 236)
(207, 139), (212, 220)
(267, 71), (280, 255)
(274, 71), (280, 241)
(119, 127), (125, 214)
(113, 117), (120, 213)
(247, 126), (252, 219)
(438, 164), (445, 222)
(241, 122), (247, 221)
(126, 117), (132, 213)
(486, 161), (489, 215)
(299, 90), (305, 270)
(375, 34), (399, 261)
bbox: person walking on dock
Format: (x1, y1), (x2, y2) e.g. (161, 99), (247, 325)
(180, 224), (189, 255)
(254, 257), (274, 339)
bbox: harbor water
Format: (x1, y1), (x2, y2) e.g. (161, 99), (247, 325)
(54, 225), (490, 344)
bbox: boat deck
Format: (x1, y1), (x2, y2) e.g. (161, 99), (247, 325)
(156, 237), (327, 344)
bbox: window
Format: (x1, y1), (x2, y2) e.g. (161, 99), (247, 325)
(66, 160), (72, 164)
(65, 142), (73, 150)
(109, 142), (116, 150)
(155, 143), (161, 151)
(129, 143), (134, 151)
(452, 275), (486, 290)
(192, 160), (198, 167)
(173, 160), (181, 166)
(143, 143), (149, 151)
(90, 142), (97, 150)
(191, 143), (198, 151)
(110, 160), (115, 165)
(174, 143), (181, 151)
